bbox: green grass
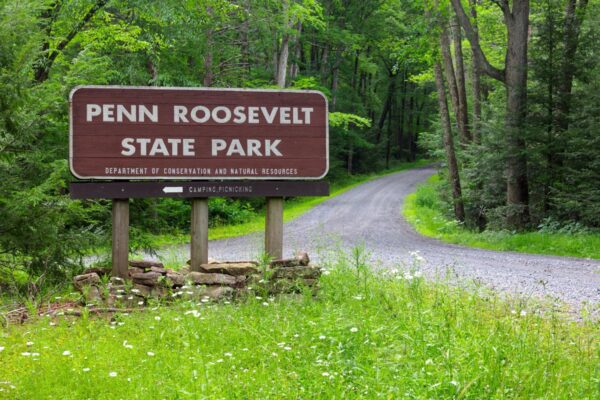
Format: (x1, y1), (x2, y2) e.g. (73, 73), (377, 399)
(148, 160), (432, 246)
(0, 254), (597, 399)
(403, 175), (600, 259)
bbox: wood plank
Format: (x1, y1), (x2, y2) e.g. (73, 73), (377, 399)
(265, 197), (284, 259)
(111, 199), (129, 278)
(190, 198), (209, 271)
(70, 181), (329, 199)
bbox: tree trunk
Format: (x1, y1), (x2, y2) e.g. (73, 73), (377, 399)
(386, 101), (393, 169)
(440, 23), (470, 145)
(276, 34), (290, 87)
(347, 143), (353, 175)
(451, 16), (471, 143)
(451, 0), (530, 228)
(397, 67), (407, 156)
(289, 22), (302, 81)
(240, 0), (251, 76)
(376, 73), (396, 144)
(434, 62), (465, 222)
(469, 0), (482, 143)
(320, 46), (329, 84)
(406, 88), (415, 161)
(554, 0), (589, 133)
(331, 65), (339, 112)
(352, 50), (360, 88)
(503, 0), (530, 228)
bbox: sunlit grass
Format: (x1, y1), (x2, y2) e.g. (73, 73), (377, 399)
(0, 251), (597, 399)
(403, 175), (600, 259)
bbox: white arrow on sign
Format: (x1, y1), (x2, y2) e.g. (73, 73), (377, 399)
(162, 186), (183, 194)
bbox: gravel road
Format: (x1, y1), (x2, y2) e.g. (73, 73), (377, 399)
(162, 166), (600, 312)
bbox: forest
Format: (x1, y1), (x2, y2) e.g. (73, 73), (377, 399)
(1, 0), (599, 286)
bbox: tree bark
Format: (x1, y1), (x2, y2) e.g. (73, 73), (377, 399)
(203, 6), (214, 87)
(434, 62), (465, 222)
(276, 34), (290, 87)
(451, 16), (472, 143)
(289, 22), (302, 81)
(503, 0), (530, 228)
(376, 72), (396, 144)
(554, 0), (589, 133)
(440, 22), (470, 145)
(468, 0), (482, 143)
(451, 0), (530, 228)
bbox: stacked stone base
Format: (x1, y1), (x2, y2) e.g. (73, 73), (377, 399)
(73, 252), (320, 306)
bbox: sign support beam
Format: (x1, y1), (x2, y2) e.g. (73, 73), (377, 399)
(111, 199), (129, 278)
(265, 197), (284, 259)
(191, 198), (209, 271)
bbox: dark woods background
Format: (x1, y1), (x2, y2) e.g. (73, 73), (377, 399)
(0, 0), (599, 286)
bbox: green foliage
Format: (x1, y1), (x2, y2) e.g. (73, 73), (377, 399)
(0, 255), (597, 398)
(404, 175), (600, 259)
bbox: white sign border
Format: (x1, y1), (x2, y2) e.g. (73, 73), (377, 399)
(69, 85), (329, 181)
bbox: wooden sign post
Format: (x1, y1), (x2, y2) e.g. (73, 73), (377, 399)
(191, 198), (209, 271)
(69, 86), (329, 273)
(111, 199), (129, 278)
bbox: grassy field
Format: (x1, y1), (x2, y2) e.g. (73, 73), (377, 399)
(403, 175), (600, 260)
(0, 253), (597, 399)
(147, 160), (432, 247)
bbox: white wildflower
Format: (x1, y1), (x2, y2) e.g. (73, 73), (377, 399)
(350, 327), (359, 333)
(62, 350), (71, 356)
(31, 352), (40, 357)
(319, 335), (326, 340)
(26, 342), (34, 347)
(0, 346), (4, 352)
(21, 352), (31, 357)
(262, 302), (269, 306)
(520, 310), (527, 317)
(322, 372), (330, 377)
(154, 316), (161, 321)
(109, 372), (117, 377)
(147, 352), (155, 357)
(224, 352), (232, 357)
(284, 346), (292, 351)
(82, 368), (90, 372)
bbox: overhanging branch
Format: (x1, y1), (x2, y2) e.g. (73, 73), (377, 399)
(449, 0), (505, 83)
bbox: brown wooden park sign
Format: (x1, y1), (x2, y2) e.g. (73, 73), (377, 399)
(69, 86), (329, 277)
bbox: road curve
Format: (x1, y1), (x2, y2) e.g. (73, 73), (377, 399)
(168, 166), (600, 310)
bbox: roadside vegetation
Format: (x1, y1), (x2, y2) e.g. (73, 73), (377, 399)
(404, 175), (600, 260)
(1, 252), (597, 399)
